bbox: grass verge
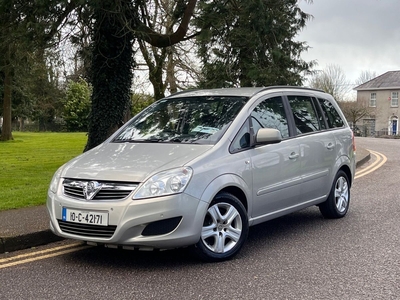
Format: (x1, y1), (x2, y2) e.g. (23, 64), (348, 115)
(0, 132), (87, 211)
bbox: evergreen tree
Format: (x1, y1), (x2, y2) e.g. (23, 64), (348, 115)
(195, 0), (314, 88)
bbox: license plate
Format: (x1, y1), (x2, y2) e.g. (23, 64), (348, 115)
(62, 207), (108, 226)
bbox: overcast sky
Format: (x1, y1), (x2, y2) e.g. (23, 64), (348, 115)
(297, 0), (400, 88)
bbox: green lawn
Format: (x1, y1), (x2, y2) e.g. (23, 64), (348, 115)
(0, 132), (87, 211)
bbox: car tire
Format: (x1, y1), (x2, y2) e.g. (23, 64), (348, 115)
(319, 170), (350, 219)
(194, 192), (249, 262)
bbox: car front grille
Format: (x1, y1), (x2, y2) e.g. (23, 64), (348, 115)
(58, 220), (117, 238)
(63, 178), (138, 201)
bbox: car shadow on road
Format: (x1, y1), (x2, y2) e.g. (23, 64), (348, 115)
(62, 206), (349, 269)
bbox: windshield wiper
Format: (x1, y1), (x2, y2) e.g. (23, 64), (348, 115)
(113, 138), (164, 143)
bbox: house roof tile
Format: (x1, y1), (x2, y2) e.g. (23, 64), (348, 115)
(354, 71), (400, 90)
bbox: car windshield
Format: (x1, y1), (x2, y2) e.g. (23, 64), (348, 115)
(113, 95), (249, 144)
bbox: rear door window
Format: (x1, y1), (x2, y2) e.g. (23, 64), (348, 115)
(287, 95), (321, 134)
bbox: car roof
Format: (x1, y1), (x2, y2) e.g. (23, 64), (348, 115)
(167, 86), (326, 99)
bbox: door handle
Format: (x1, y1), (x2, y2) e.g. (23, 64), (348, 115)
(326, 142), (335, 150)
(289, 152), (299, 160)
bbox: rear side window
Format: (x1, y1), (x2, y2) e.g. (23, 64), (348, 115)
(287, 95), (320, 134)
(318, 98), (345, 128)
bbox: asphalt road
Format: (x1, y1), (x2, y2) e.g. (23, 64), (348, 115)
(1, 137), (399, 300)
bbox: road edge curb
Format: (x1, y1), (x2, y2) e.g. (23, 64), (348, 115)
(0, 230), (63, 254)
(356, 152), (371, 169)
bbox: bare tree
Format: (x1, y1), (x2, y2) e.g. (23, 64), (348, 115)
(308, 64), (350, 102)
(136, 0), (200, 100)
(355, 70), (377, 85)
(338, 97), (373, 128)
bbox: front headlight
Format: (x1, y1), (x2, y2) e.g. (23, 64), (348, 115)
(133, 167), (193, 199)
(49, 166), (63, 193)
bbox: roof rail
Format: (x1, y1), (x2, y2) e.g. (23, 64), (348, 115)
(254, 85), (325, 93)
(166, 89), (199, 98)
(165, 85), (326, 99)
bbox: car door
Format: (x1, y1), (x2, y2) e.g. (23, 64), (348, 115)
(317, 96), (353, 195)
(246, 95), (302, 221)
(286, 94), (336, 202)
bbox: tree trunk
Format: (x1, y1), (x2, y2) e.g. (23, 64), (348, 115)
(166, 47), (178, 95)
(1, 63), (14, 141)
(84, 1), (134, 152)
(19, 117), (25, 131)
(149, 57), (165, 100)
(138, 39), (166, 101)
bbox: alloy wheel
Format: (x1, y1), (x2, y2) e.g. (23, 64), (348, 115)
(201, 202), (243, 254)
(335, 176), (349, 213)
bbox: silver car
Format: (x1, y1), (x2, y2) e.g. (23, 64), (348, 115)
(47, 87), (356, 262)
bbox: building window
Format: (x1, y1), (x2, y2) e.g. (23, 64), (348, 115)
(391, 92), (399, 107)
(370, 93), (376, 107)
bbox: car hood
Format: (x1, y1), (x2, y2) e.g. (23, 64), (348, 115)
(62, 142), (212, 182)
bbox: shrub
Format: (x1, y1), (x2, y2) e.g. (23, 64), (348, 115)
(62, 79), (91, 131)
(131, 93), (155, 117)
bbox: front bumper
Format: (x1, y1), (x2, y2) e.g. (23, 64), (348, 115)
(47, 190), (208, 249)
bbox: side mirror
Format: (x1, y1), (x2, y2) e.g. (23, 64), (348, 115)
(255, 128), (282, 145)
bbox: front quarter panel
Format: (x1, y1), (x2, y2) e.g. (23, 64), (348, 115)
(196, 173), (252, 223)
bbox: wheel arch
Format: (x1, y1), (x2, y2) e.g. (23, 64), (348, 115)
(199, 174), (250, 213)
(218, 186), (248, 212)
(335, 154), (355, 188)
(339, 164), (352, 186)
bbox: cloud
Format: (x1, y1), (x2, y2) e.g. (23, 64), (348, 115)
(297, 0), (400, 85)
